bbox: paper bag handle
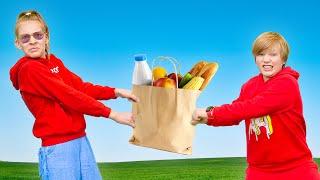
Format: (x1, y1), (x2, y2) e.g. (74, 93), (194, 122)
(151, 56), (180, 88)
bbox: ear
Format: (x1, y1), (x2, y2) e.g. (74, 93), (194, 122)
(282, 62), (286, 68)
(45, 40), (49, 52)
(15, 39), (22, 49)
(45, 35), (49, 48)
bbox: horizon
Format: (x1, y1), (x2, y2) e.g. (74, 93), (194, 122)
(2, 156), (319, 163)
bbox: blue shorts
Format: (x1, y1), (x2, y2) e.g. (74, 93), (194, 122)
(38, 136), (102, 180)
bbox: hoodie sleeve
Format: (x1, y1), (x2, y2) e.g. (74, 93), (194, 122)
(207, 76), (297, 126)
(18, 61), (112, 118)
(58, 59), (117, 100)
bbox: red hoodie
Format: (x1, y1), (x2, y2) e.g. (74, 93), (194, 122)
(10, 54), (117, 146)
(207, 67), (316, 172)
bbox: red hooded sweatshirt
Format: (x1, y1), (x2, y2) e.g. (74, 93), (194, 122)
(207, 67), (316, 172)
(10, 54), (117, 146)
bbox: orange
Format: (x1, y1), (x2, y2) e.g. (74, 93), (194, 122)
(152, 66), (167, 81)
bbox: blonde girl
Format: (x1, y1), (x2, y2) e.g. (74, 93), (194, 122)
(10, 10), (137, 179)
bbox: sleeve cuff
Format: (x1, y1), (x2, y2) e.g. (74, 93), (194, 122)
(104, 87), (117, 99)
(102, 107), (112, 118)
(206, 108), (215, 126)
(110, 87), (117, 99)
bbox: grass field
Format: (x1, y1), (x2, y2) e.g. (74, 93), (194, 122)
(0, 158), (319, 180)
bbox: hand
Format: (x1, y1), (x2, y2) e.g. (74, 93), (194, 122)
(109, 111), (135, 128)
(115, 88), (139, 102)
(191, 108), (208, 125)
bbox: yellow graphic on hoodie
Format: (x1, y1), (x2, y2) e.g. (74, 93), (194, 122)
(249, 115), (273, 141)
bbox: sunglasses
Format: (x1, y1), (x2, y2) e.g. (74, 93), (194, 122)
(19, 31), (45, 44)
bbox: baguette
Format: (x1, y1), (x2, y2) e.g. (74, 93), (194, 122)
(198, 62), (219, 90)
(189, 61), (207, 76)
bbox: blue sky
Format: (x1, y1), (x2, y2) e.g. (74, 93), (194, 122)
(0, 0), (319, 162)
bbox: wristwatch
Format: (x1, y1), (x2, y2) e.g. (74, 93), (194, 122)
(206, 106), (214, 112)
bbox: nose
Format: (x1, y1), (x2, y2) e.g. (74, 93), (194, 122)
(262, 54), (271, 63)
(28, 35), (37, 44)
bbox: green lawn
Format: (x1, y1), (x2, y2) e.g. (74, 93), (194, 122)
(0, 158), (319, 180)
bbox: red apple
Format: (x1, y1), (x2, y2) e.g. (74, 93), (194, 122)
(167, 73), (182, 84)
(153, 77), (176, 88)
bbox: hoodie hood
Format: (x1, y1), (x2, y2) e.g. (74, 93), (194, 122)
(277, 66), (300, 80)
(10, 55), (52, 90)
(260, 66), (300, 83)
(10, 57), (30, 90)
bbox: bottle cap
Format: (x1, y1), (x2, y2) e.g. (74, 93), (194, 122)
(134, 54), (147, 61)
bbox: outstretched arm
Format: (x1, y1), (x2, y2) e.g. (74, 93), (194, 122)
(66, 68), (117, 100)
(19, 61), (113, 118)
(206, 77), (296, 126)
(192, 77), (296, 127)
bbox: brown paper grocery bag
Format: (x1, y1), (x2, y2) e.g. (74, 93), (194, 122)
(129, 85), (201, 155)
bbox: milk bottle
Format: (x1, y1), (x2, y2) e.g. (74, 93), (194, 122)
(132, 54), (152, 85)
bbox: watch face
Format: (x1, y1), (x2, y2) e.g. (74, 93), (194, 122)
(206, 106), (214, 112)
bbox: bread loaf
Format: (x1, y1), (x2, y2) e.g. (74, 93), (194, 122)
(198, 62), (219, 90)
(189, 61), (207, 76)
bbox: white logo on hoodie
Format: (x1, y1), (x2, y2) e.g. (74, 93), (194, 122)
(50, 66), (59, 74)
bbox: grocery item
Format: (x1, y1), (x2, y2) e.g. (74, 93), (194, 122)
(179, 73), (193, 88)
(167, 73), (182, 85)
(189, 61), (207, 76)
(183, 76), (204, 90)
(152, 66), (167, 81)
(153, 77), (176, 89)
(132, 54), (152, 85)
(198, 62), (219, 90)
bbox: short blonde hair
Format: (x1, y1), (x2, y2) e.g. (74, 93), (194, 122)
(252, 32), (290, 62)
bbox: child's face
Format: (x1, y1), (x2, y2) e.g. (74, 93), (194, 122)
(255, 43), (284, 81)
(15, 20), (47, 58)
